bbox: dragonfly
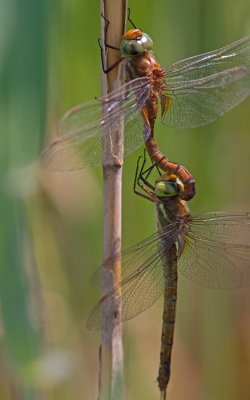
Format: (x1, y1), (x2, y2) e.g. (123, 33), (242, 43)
(40, 15), (250, 200)
(87, 152), (250, 399)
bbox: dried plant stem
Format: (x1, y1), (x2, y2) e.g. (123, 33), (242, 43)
(99, 1), (127, 399)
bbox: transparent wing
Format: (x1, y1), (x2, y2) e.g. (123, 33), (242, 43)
(86, 224), (179, 331)
(179, 212), (250, 288)
(40, 78), (150, 171)
(161, 35), (250, 128)
(87, 211), (250, 330)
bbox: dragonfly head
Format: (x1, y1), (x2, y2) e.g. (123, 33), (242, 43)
(155, 173), (183, 198)
(155, 174), (191, 227)
(120, 29), (153, 56)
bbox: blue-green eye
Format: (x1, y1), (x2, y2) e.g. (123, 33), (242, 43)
(120, 32), (153, 56)
(120, 40), (145, 56)
(140, 33), (153, 51)
(155, 181), (179, 197)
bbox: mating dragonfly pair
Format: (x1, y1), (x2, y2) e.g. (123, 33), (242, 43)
(41, 14), (250, 400)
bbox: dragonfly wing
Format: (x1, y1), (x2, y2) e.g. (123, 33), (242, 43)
(178, 212), (250, 288)
(90, 229), (170, 287)
(87, 225), (178, 330)
(162, 35), (250, 128)
(40, 78), (150, 171)
(165, 35), (250, 77)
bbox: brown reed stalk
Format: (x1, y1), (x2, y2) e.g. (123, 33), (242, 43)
(99, 1), (127, 399)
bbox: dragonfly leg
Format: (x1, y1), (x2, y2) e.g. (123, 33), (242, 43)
(138, 148), (156, 187)
(134, 150), (183, 202)
(100, 13), (120, 51)
(127, 8), (136, 29)
(99, 13), (125, 74)
(134, 152), (157, 202)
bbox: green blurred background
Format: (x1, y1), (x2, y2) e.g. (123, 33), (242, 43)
(1, 0), (250, 399)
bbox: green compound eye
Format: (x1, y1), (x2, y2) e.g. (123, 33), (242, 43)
(140, 33), (153, 51)
(120, 32), (153, 56)
(155, 181), (179, 197)
(120, 40), (145, 56)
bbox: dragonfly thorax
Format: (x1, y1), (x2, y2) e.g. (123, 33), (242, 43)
(157, 195), (190, 228)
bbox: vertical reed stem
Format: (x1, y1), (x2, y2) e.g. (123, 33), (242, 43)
(99, 1), (127, 399)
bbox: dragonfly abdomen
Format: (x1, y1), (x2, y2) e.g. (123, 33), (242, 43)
(145, 93), (159, 129)
(157, 245), (178, 398)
